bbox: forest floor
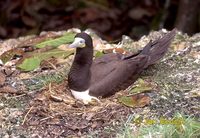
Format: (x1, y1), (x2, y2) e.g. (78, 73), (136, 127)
(0, 29), (200, 137)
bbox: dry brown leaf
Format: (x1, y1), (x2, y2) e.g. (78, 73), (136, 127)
(0, 85), (18, 94)
(2, 68), (13, 76)
(50, 95), (63, 102)
(132, 93), (151, 107)
(0, 48), (24, 63)
(18, 73), (32, 79)
(119, 93), (151, 108)
(0, 72), (6, 85)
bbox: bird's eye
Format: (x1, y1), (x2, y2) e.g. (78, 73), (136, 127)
(80, 40), (84, 43)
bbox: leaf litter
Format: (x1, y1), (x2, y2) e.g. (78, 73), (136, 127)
(0, 29), (200, 137)
(0, 31), (75, 71)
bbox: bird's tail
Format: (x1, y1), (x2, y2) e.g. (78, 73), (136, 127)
(140, 29), (176, 67)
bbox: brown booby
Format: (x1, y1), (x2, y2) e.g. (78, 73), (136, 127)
(68, 29), (176, 104)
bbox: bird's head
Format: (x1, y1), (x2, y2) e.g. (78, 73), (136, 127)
(69, 32), (93, 49)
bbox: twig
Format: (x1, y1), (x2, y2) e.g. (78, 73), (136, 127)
(40, 116), (53, 121)
(22, 106), (33, 125)
(8, 93), (27, 99)
(46, 60), (57, 70)
(49, 83), (53, 94)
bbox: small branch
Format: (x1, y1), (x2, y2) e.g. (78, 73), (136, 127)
(22, 106), (34, 125)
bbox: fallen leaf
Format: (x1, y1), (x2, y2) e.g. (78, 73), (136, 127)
(2, 68), (18, 77)
(0, 85), (18, 94)
(58, 44), (70, 51)
(17, 49), (74, 71)
(130, 78), (153, 94)
(118, 93), (150, 108)
(18, 32), (62, 47)
(0, 72), (6, 85)
(35, 32), (75, 48)
(40, 58), (58, 70)
(50, 95), (63, 102)
(2, 68), (13, 76)
(17, 57), (41, 71)
(0, 48), (24, 63)
(94, 51), (104, 58)
(18, 73), (32, 79)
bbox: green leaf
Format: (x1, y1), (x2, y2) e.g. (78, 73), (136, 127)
(119, 96), (136, 108)
(94, 50), (104, 58)
(118, 94), (150, 108)
(33, 49), (74, 60)
(17, 57), (41, 71)
(130, 78), (153, 94)
(35, 32), (75, 48)
(17, 49), (74, 71)
(131, 86), (152, 93)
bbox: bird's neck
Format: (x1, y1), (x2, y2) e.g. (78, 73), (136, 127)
(74, 47), (93, 65)
(68, 46), (93, 91)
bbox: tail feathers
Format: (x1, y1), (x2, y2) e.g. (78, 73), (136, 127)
(141, 29), (176, 67)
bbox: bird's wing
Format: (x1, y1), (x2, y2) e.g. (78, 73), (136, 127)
(90, 55), (149, 97)
(93, 53), (123, 64)
(90, 53), (123, 85)
(140, 29), (176, 66)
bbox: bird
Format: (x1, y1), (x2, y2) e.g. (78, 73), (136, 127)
(68, 29), (176, 104)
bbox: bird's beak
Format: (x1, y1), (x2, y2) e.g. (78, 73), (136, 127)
(68, 37), (85, 48)
(69, 40), (79, 48)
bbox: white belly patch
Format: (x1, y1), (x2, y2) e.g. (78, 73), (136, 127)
(70, 89), (100, 104)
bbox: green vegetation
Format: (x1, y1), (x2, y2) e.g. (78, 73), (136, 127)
(117, 113), (200, 138)
(24, 72), (65, 91)
(36, 32), (75, 48)
(17, 49), (73, 71)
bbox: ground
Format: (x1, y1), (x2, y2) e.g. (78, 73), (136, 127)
(0, 29), (199, 137)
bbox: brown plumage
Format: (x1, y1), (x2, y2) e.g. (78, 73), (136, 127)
(68, 29), (176, 98)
